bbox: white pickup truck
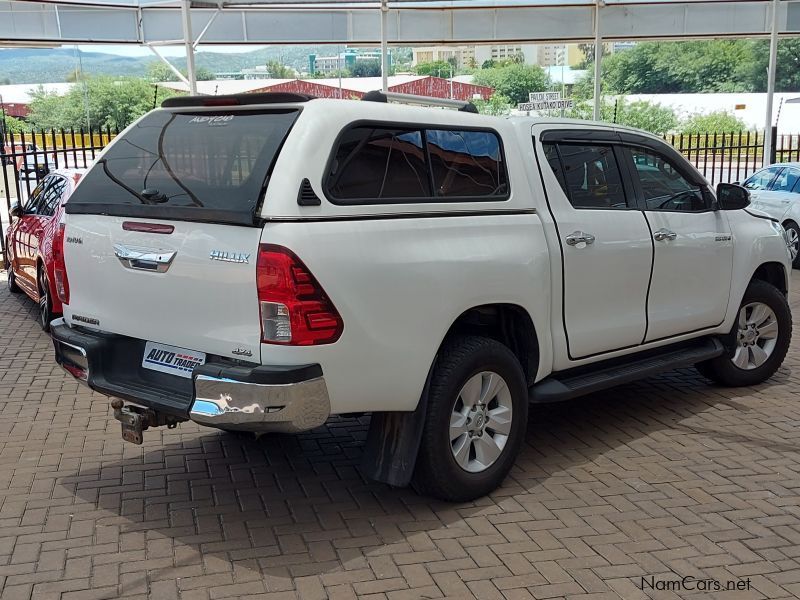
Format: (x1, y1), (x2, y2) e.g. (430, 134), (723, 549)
(50, 92), (792, 501)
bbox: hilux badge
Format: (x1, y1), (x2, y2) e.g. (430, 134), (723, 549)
(210, 250), (250, 264)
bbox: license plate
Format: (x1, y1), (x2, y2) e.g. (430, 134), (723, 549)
(142, 341), (205, 379)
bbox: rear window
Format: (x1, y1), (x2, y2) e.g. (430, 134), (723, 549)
(66, 109), (299, 226)
(326, 124), (509, 204)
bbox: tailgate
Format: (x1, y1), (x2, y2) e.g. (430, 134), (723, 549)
(63, 215), (262, 360)
(58, 106), (301, 361)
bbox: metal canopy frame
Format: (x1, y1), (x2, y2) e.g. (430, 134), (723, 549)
(2, 0), (798, 162)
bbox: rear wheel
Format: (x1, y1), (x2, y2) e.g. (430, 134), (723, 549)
(696, 280), (791, 386)
(38, 267), (53, 332)
(412, 336), (528, 502)
(783, 221), (800, 268)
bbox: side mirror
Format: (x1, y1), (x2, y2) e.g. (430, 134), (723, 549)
(716, 182), (750, 210)
(9, 201), (22, 219)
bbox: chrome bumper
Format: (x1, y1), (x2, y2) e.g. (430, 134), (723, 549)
(189, 374), (331, 433)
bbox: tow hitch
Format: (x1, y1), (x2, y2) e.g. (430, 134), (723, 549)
(110, 399), (179, 444)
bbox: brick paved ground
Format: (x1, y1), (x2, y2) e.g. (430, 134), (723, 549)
(1, 273), (799, 600)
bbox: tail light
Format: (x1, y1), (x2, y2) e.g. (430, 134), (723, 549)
(256, 244), (343, 345)
(52, 223), (70, 304)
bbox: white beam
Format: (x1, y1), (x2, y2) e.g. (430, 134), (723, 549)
(593, 0), (602, 121)
(147, 44), (190, 86)
(380, 0), (388, 92)
(180, 0), (197, 94)
(764, 0), (780, 166)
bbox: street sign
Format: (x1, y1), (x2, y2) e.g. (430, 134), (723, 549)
(518, 91), (573, 112)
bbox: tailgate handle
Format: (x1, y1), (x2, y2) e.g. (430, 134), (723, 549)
(113, 244), (176, 273)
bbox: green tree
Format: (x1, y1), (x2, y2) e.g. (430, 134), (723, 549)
(746, 38), (800, 92)
(2, 115), (29, 135)
(147, 61), (214, 82)
(351, 59), (382, 78)
(680, 111), (747, 134)
(266, 61), (294, 79)
(195, 67), (214, 81)
(567, 96), (679, 135)
(472, 64), (549, 105)
(413, 60), (454, 77)
(473, 93), (513, 116)
(28, 77), (176, 130)
(481, 59), (497, 70)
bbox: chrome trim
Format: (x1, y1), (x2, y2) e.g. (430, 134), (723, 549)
(653, 228), (678, 242)
(113, 244), (176, 273)
(565, 230), (596, 246)
(189, 374), (330, 433)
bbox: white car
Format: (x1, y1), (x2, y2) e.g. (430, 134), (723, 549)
(743, 163), (800, 267)
(49, 92), (792, 501)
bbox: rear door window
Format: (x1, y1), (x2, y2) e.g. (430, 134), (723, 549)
(326, 124), (508, 204)
(549, 144), (629, 209)
(66, 109), (299, 226)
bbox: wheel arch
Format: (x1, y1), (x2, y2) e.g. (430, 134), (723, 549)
(440, 303), (540, 386)
(750, 261), (788, 296)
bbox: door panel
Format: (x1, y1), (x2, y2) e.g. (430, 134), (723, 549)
(624, 145), (734, 341)
(560, 211), (653, 357)
(644, 211), (733, 340)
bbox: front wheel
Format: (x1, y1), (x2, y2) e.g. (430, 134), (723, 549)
(697, 280), (791, 387)
(412, 336), (528, 502)
(5, 243), (21, 294)
(783, 221), (800, 268)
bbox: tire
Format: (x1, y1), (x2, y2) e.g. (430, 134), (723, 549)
(38, 266), (53, 332)
(696, 279), (791, 387)
(5, 244), (21, 294)
(412, 335), (528, 502)
(784, 221), (800, 269)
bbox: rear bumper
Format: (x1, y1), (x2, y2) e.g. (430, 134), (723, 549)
(50, 318), (330, 433)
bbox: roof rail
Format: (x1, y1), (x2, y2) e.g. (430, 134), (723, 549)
(362, 90), (478, 114)
(162, 92), (316, 108)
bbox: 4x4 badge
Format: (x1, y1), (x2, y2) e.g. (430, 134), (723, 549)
(210, 250), (250, 264)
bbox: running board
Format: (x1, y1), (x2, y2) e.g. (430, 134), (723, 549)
(530, 338), (725, 403)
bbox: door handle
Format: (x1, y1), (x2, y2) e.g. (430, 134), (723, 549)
(565, 231), (596, 246)
(653, 228), (677, 242)
(113, 244), (176, 273)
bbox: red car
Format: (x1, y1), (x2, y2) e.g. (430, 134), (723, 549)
(4, 169), (85, 330)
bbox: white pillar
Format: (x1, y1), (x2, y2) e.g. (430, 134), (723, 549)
(380, 0), (389, 92)
(764, 0), (780, 166)
(181, 0), (197, 95)
(593, 0), (603, 121)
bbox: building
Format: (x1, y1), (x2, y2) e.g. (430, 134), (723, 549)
(309, 49), (387, 75)
(412, 46), (477, 70)
(160, 75), (493, 103)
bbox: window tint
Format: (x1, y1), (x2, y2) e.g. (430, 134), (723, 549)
(542, 142), (566, 191)
(23, 177), (51, 215)
(327, 127), (430, 200)
(326, 125), (508, 203)
(772, 167), (800, 193)
(555, 144), (628, 209)
(426, 129), (507, 197)
(744, 166), (781, 191)
(630, 147), (709, 212)
(67, 110), (299, 226)
(40, 176), (67, 216)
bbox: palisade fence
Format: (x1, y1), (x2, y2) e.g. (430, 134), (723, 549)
(0, 126), (799, 257)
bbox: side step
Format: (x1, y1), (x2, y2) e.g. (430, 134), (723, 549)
(530, 337), (725, 403)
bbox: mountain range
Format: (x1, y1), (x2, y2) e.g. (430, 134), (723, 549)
(0, 46), (360, 84)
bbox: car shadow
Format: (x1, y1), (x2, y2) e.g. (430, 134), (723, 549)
(55, 365), (784, 585)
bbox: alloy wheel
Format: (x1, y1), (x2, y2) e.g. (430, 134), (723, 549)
(449, 371), (513, 473)
(784, 225), (799, 260)
(733, 302), (779, 370)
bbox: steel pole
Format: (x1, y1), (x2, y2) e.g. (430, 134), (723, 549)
(181, 0), (197, 95)
(380, 0), (389, 92)
(593, 0), (603, 120)
(764, 0), (780, 167)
